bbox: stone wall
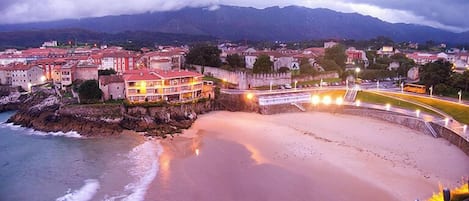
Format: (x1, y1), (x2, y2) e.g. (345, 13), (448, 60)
(193, 65), (291, 89)
(294, 71), (339, 82)
(430, 122), (469, 156)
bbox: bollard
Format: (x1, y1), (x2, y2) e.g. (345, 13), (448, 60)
(443, 188), (450, 201)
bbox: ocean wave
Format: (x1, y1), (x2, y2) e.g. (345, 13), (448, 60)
(56, 179), (100, 201)
(0, 123), (82, 138)
(104, 141), (163, 201)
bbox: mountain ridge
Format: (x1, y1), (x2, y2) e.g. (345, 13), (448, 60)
(0, 5), (467, 43)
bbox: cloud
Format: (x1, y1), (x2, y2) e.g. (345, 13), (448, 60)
(0, 0), (467, 32)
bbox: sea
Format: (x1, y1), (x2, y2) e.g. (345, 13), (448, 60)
(0, 111), (162, 201)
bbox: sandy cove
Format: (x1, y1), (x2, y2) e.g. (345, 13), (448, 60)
(146, 111), (469, 201)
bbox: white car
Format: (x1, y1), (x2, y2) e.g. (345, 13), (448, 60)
(284, 84), (292, 89)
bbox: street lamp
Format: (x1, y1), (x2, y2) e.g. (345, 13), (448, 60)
(377, 80), (379, 90)
(458, 90), (462, 103)
(294, 80), (298, 90)
(429, 85), (433, 97)
(415, 109), (420, 118)
(385, 103), (391, 111)
(346, 80), (349, 89)
(355, 67), (361, 81)
(270, 81), (273, 91)
(400, 82), (404, 93)
(320, 78), (323, 88)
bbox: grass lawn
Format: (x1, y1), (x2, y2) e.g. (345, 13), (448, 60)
(381, 92), (469, 124)
(315, 90), (346, 98)
(356, 91), (441, 117)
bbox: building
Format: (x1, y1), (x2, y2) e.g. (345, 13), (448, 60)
(123, 69), (203, 103)
(9, 63), (45, 91)
(101, 51), (139, 73)
(36, 58), (67, 82)
(346, 47), (369, 68)
(75, 61), (99, 81)
(406, 52), (438, 65)
(60, 61), (76, 88)
(143, 50), (186, 70)
(99, 75), (125, 101)
(42, 41), (58, 47)
(377, 46), (398, 57)
(407, 67), (419, 81)
(324, 41), (338, 49)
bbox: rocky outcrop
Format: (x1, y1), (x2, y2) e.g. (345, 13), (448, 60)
(5, 89), (215, 137)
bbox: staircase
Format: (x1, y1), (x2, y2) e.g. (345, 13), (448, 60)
(291, 102), (306, 112)
(344, 89), (358, 102)
(424, 121), (439, 138)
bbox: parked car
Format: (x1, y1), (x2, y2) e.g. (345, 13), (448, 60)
(284, 84), (292, 89)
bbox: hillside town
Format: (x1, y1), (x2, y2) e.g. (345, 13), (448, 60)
(0, 40), (468, 103)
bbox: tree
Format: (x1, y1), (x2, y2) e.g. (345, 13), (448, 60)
(98, 69), (117, 76)
(324, 44), (346, 70)
(226, 54), (245, 68)
(318, 58), (341, 71)
(420, 59), (453, 88)
(299, 58), (315, 75)
(391, 53), (415, 77)
(185, 44), (222, 67)
(78, 80), (102, 103)
(253, 54), (273, 74)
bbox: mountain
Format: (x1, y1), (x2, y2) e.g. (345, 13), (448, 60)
(0, 5), (468, 43)
(0, 29), (216, 50)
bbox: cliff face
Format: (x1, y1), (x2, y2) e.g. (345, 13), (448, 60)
(6, 90), (214, 137)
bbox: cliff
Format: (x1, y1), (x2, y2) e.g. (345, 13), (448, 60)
(6, 89), (214, 137)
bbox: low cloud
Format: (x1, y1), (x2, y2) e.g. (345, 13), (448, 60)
(0, 0), (467, 32)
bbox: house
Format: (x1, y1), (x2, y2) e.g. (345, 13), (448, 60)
(244, 51), (294, 71)
(324, 41), (338, 49)
(143, 50), (186, 70)
(123, 69), (203, 103)
(346, 47), (369, 68)
(36, 58), (67, 82)
(388, 62), (400, 71)
(0, 65), (12, 85)
(406, 52), (438, 65)
(75, 60), (99, 81)
(60, 61), (76, 88)
(101, 51), (139, 73)
(9, 63), (45, 91)
(99, 75), (125, 101)
(377, 46), (398, 57)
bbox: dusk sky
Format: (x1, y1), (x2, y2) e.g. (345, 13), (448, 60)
(0, 0), (467, 32)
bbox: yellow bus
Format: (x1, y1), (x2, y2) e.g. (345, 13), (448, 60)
(403, 83), (426, 94)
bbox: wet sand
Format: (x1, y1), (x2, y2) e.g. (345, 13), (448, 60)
(147, 111), (469, 201)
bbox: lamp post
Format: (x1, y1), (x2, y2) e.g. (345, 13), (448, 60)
(400, 82), (404, 93)
(377, 80), (380, 90)
(320, 78), (323, 88)
(429, 85), (433, 97)
(269, 81), (273, 92)
(458, 90), (462, 103)
(346, 80), (349, 89)
(294, 80), (298, 90)
(355, 67), (361, 82)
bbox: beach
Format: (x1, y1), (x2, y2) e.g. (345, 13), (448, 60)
(147, 111), (469, 201)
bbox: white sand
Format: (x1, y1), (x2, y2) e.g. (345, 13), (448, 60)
(148, 111), (469, 201)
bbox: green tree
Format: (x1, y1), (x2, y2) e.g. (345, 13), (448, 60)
(78, 80), (102, 103)
(253, 54), (273, 74)
(226, 54), (245, 68)
(391, 53), (415, 77)
(278, 67), (290, 73)
(299, 58), (315, 75)
(185, 44), (222, 67)
(324, 44), (346, 70)
(98, 69), (117, 76)
(420, 59), (453, 88)
(318, 58), (341, 71)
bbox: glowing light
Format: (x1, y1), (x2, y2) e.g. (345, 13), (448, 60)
(311, 95), (320, 105)
(40, 75), (46, 82)
(416, 109), (420, 117)
(322, 96), (332, 105)
(463, 125), (467, 133)
(444, 118), (449, 126)
(385, 103), (391, 111)
(222, 78), (227, 82)
(195, 148), (199, 156)
(335, 97), (343, 105)
(246, 93), (254, 100)
(355, 100), (361, 107)
(355, 67), (361, 73)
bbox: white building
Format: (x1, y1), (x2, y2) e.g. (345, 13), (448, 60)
(10, 64), (45, 91)
(324, 41), (338, 49)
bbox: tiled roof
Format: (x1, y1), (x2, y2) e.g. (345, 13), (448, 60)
(123, 69), (202, 81)
(99, 75), (124, 85)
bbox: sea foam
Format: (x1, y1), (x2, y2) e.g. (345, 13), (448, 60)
(0, 123), (82, 138)
(104, 141), (162, 201)
(56, 179), (100, 201)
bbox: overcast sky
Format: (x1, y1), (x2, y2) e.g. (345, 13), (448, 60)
(0, 0), (467, 32)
